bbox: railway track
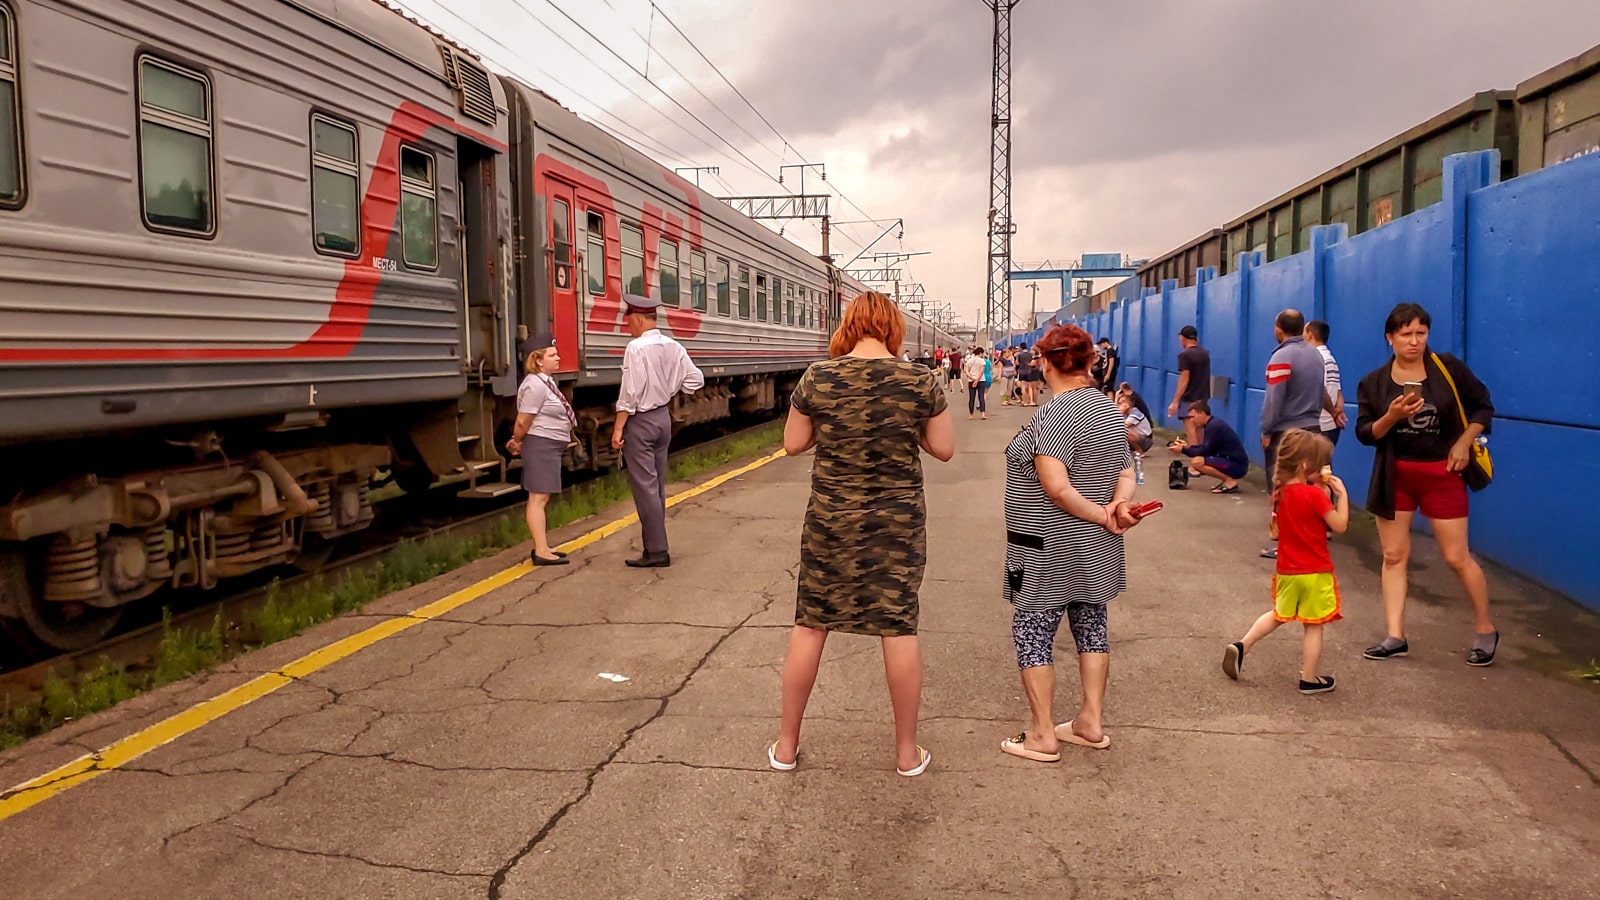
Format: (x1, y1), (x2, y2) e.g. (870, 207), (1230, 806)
(0, 418), (782, 712)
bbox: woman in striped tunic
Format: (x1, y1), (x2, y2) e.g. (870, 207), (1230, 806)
(999, 324), (1143, 763)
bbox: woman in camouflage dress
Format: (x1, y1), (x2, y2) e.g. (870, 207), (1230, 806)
(769, 292), (954, 777)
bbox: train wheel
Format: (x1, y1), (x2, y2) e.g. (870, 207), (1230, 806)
(0, 548), (121, 653)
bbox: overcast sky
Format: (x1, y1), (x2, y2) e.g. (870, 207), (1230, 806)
(394, 0), (1600, 328)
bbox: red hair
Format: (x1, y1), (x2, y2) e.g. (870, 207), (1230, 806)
(829, 291), (905, 358)
(1033, 324), (1096, 374)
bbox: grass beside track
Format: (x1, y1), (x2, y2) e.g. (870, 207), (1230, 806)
(0, 422), (784, 751)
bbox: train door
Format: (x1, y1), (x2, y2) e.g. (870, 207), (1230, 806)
(457, 142), (507, 381)
(546, 180), (580, 374)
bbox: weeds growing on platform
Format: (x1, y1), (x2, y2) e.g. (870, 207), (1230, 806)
(0, 423), (782, 752)
(1582, 661), (1600, 683)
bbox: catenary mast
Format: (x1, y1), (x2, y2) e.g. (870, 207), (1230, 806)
(984, 1), (1019, 344)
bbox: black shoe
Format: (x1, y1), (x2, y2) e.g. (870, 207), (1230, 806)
(1298, 675), (1336, 695)
(530, 552), (569, 567)
(1364, 639), (1408, 660)
(1222, 641), (1244, 680)
(625, 552), (671, 568)
(1466, 631), (1498, 667)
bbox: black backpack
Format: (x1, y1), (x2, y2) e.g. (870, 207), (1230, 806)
(1168, 460), (1190, 490)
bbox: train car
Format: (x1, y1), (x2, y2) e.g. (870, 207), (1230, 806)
(0, 0), (521, 649)
(0, 0), (845, 651)
(502, 80), (833, 472)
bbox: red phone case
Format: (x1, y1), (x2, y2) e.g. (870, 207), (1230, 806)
(1130, 500), (1164, 519)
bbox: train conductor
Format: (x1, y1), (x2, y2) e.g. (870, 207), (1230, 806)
(612, 293), (705, 567)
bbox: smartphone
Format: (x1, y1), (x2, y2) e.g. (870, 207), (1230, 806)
(1130, 500), (1164, 519)
(1402, 382), (1422, 400)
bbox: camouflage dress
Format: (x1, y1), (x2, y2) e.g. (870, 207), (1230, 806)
(791, 357), (948, 636)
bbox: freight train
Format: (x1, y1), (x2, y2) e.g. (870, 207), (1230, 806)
(0, 0), (959, 651)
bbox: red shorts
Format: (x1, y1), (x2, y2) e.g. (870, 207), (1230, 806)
(1393, 458), (1469, 520)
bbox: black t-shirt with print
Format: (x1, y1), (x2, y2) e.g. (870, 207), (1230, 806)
(1374, 377), (1454, 461)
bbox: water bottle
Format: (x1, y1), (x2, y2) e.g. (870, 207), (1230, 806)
(1134, 454), (1145, 486)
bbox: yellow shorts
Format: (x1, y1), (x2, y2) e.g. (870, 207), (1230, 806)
(1272, 573), (1342, 625)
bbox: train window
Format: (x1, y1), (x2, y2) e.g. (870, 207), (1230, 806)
(786, 284), (794, 326)
(586, 211), (605, 294)
(398, 146), (437, 269)
(755, 273), (767, 322)
(551, 198), (572, 290)
(771, 276), (782, 323)
(137, 57), (213, 235)
(737, 266), (750, 319)
(658, 238), (679, 307)
(310, 115), (359, 256)
(716, 257), (730, 316)
(620, 223), (644, 295)
(690, 251), (707, 312)
(0, 4), (21, 209)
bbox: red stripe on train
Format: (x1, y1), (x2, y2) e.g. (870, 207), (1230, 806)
(0, 102), (503, 362)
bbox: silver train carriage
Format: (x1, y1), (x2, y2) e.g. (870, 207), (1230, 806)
(0, 0), (846, 651)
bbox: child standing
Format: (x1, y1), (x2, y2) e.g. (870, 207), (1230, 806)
(1223, 430), (1349, 694)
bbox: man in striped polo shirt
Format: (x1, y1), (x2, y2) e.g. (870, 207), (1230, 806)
(1304, 320), (1347, 449)
(1260, 309), (1328, 485)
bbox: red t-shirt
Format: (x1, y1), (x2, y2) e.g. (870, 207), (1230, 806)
(1276, 483), (1334, 575)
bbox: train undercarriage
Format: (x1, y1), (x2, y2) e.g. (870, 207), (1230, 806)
(0, 371), (792, 654)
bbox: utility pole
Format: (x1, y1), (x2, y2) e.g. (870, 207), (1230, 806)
(1026, 282), (1039, 332)
(983, 1), (1020, 345)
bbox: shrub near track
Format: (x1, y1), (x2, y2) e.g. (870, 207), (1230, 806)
(0, 422), (783, 751)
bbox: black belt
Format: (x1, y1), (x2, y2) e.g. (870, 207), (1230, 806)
(1006, 530), (1044, 550)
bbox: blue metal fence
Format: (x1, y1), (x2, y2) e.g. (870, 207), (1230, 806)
(1062, 149), (1600, 610)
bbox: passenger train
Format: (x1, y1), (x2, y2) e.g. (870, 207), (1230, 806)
(0, 0), (959, 650)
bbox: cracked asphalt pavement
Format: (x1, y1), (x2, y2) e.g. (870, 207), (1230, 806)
(2, 410), (1598, 898)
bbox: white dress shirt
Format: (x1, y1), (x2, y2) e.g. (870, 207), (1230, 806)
(616, 329), (705, 414)
(517, 373), (575, 442)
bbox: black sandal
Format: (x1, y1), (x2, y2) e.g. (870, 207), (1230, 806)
(530, 552), (570, 567)
(1466, 631), (1499, 667)
(1223, 642), (1244, 680)
(1298, 675), (1336, 695)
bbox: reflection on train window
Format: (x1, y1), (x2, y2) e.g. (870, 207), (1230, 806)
(398, 145), (437, 268)
(620, 223), (644, 296)
(138, 57), (213, 235)
(586, 211), (605, 294)
(772, 277), (783, 324)
(550, 198), (572, 291)
(310, 115), (359, 256)
(691, 251), (707, 312)
(737, 266), (751, 319)
(658, 238), (679, 307)
(716, 257), (730, 316)
(755, 273), (768, 323)
(0, 4), (21, 208)
(785, 283), (794, 326)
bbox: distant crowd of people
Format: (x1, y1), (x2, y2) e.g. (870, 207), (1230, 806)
(765, 291), (1496, 776)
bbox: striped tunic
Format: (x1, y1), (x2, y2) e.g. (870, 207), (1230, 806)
(1003, 387), (1132, 611)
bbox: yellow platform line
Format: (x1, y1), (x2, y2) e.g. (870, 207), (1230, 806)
(0, 448), (790, 823)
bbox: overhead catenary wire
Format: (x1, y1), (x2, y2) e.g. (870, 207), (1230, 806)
(391, 0), (870, 254)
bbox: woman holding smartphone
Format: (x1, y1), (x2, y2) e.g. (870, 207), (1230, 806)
(1355, 303), (1497, 666)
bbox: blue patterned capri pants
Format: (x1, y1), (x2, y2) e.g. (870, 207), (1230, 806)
(1012, 604), (1109, 669)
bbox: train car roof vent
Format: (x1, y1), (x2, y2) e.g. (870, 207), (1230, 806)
(439, 45), (497, 127)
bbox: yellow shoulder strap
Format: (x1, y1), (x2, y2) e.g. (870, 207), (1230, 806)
(1430, 352), (1469, 429)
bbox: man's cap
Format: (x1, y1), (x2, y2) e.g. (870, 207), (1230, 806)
(1179, 325), (1198, 340)
(519, 332), (555, 357)
(623, 293), (660, 313)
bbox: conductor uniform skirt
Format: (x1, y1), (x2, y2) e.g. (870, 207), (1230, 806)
(521, 436), (567, 495)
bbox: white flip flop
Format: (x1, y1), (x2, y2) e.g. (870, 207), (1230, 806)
(768, 741), (797, 771)
(896, 745), (932, 777)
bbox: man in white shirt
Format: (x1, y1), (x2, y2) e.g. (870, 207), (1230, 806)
(611, 294), (705, 567)
(1304, 320), (1346, 449)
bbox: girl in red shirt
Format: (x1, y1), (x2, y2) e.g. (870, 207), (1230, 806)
(1223, 430), (1350, 694)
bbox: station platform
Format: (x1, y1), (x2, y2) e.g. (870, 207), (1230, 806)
(2, 405), (1598, 898)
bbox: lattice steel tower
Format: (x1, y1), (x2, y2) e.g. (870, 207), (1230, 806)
(983, 1), (1019, 342)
